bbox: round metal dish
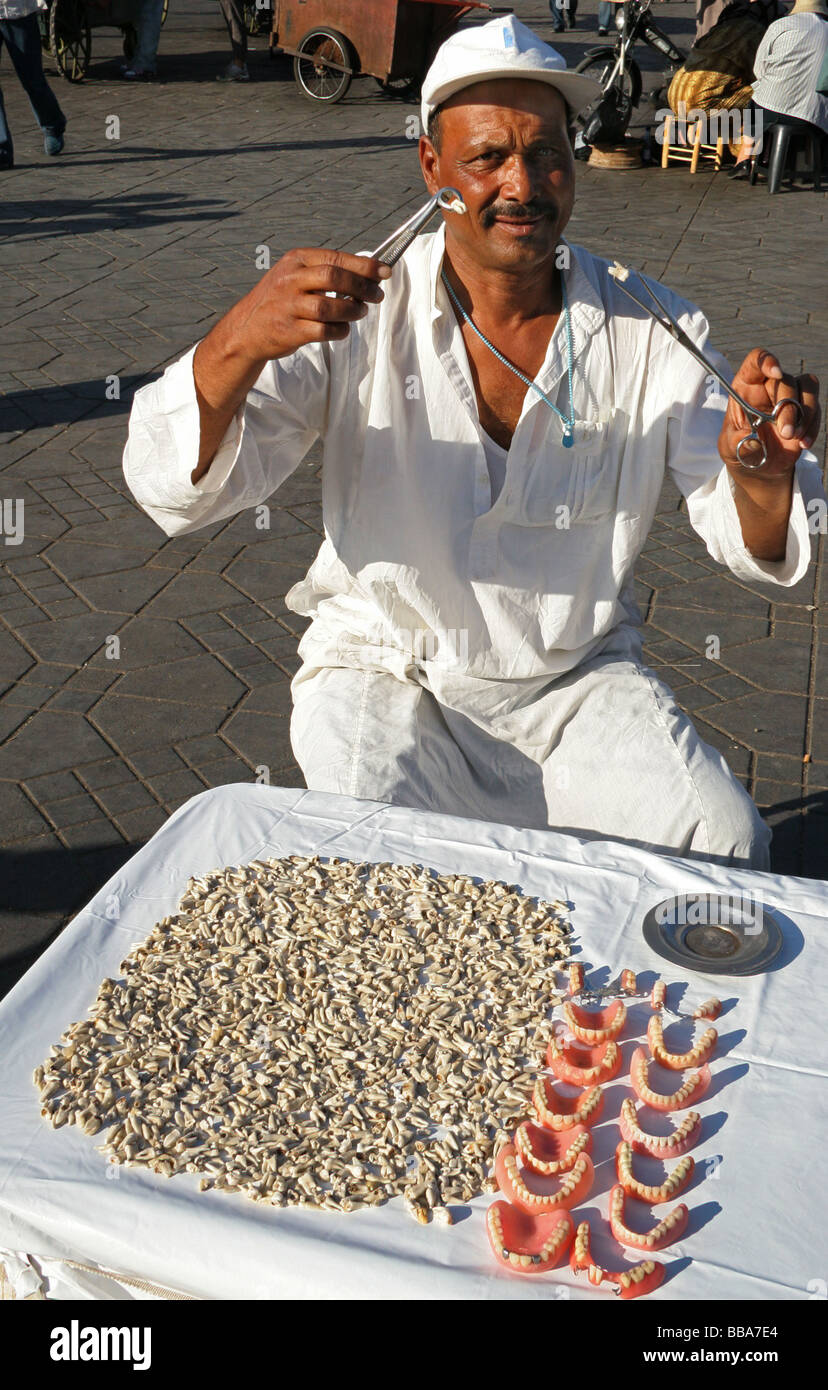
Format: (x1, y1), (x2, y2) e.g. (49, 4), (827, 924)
(642, 893), (783, 976)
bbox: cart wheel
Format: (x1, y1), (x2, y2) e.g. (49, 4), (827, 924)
(122, 24), (136, 61)
(293, 27), (353, 104)
(49, 0), (91, 82)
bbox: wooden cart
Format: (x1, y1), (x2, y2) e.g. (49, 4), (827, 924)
(39, 0), (168, 83)
(270, 0), (493, 103)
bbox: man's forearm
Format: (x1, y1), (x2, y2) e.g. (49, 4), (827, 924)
(191, 310), (267, 484)
(730, 469), (794, 562)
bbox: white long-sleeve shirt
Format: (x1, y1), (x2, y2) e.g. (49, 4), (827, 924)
(124, 228), (823, 731)
(752, 12), (828, 132)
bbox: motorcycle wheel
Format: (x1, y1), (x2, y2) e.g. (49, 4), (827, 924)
(575, 50), (643, 111)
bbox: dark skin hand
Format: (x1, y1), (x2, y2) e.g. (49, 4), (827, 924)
(420, 78), (820, 559)
(717, 349), (820, 561)
(191, 250), (391, 481)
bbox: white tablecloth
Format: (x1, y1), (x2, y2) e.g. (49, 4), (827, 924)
(1, 786), (826, 1300)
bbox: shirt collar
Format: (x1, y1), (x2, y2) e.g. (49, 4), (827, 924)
(428, 222), (607, 382)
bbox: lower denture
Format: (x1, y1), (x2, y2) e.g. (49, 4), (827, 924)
(647, 1015), (717, 1071)
(546, 1035), (622, 1086)
(486, 1200), (574, 1272)
(609, 1184), (689, 1252)
(495, 1143), (594, 1213)
(571, 1218), (666, 1298)
(630, 1046), (711, 1112)
(563, 998), (626, 1043)
(615, 1140), (694, 1203)
(619, 1098), (701, 1157)
(514, 1121), (591, 1174)
(533, 1076), (605, 1130)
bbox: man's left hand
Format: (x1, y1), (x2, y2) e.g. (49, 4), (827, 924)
(718, 347), (820, 478)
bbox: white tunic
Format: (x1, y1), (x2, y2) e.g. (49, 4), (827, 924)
(124, 225), (822, 747)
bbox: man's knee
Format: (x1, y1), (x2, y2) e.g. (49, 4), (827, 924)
(704, 772), (771, 871)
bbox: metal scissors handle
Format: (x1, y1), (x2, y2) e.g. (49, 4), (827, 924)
(608, 261), (803, 471)
(362, 186), (467, 267)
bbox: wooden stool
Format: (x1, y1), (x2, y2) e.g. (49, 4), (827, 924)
(661, 114), (724, 172)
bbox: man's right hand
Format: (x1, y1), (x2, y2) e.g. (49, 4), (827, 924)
(191, 249), (391, 481)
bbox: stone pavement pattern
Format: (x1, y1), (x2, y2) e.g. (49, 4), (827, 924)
(1, 0), (826, 997)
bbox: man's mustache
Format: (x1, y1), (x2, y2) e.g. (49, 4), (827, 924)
(480, 202), (557, 228)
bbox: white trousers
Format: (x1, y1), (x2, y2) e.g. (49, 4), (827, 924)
(290, 645), (771, 871)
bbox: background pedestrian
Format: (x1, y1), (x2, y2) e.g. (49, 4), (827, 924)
(0, 0), (66, 166)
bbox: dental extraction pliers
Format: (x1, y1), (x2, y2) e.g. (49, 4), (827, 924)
(608, 261), (804, 471)
(363, 186), (467, 266)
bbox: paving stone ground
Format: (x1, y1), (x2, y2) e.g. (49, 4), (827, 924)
(1, 0), (826, 997)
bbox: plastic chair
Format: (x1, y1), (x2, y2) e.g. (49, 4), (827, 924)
(748, 122), (825, 194)
(661, 114), (724, 172)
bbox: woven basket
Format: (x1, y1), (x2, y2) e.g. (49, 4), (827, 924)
(588, 139), (644, 170)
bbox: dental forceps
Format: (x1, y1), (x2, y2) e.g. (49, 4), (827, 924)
(608, 261), (804, 471)
(364, 186), (467, 266)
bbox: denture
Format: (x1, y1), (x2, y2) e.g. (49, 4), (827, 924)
(486, 1201), (574, 1273)
(514, 1121), (591, 1175)
(496, 1144), (594, 1213)
(570, 1219), (607, 1286)
(568, 963), (585, 996)
(693, 997), (722, 1021)
(570, 1220), (666, 1299)
(619, 1098), (701, 1158)
(533, 1077), (605, 1130)
(620, 969), (637, 994)
(650, 980), (666, 1011)
(562, 998), (626, 1044)
(609, 1184), (689, 1251)
(630, 1047), (711, 1112)
(615, 1141), (694, 1202)
(547, 1035), (622, 1086)
(647, 1015), (717, 1071)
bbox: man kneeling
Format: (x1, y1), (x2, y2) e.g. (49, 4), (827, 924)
(124, 17), (823, 871)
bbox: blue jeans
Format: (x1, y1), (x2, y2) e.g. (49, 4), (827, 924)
(598, 2), (615, 29)
(0, 12), (65, 158)
(549, 0), (578, 30)
(131, 0), (165, 72)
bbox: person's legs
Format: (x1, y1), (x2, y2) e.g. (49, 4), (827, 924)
(290, 665), (550, 826)
(218, 0), (248, 69)
(127, 0), (165, 74)
(530, 652), (770, 869)
(597, 2), (614, 33)
(0, 26), (13, 164)
(549, 1), (565, 33)
(0, 14), (65, 141)
(290, 657), (769, 868)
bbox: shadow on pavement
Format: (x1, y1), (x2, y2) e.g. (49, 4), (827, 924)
(0, 194), (233, 240)
(0, 374), (150, 430)
(0, 841), (137, 1000)
(763, 790), (828, 879)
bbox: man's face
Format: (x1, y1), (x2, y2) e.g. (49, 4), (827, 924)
(419, 79), (575, 273)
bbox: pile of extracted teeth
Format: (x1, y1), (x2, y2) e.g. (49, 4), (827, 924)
(33, 855), (573, 1221)
(486, 963), (724, 1299)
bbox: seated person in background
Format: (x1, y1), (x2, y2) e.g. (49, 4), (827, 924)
(732, 0), (828, 169)
(669, 0), (781, 152)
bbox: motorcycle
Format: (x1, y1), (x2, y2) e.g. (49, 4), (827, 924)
(575, 0), (686, 145)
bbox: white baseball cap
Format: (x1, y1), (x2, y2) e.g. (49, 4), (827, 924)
(420, 15), (602, 133)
